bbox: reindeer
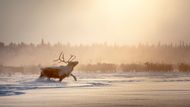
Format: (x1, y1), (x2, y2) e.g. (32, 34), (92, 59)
(39, 52), (79, 82)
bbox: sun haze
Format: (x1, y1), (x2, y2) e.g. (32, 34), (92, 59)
(0, 0), (190, 45)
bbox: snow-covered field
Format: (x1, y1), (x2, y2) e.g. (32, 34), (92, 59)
(1, 72), (190, 107)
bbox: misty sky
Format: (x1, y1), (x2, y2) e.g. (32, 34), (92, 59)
(0, 0), (190, 45)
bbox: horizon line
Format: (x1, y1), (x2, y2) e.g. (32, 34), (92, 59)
(1, 39), (190, 46)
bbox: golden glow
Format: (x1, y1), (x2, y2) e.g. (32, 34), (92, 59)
(0, 0), (187, 45)
(63, 0), (181, 45)
(90, 0), (174, 45)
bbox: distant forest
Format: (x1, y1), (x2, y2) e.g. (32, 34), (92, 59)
(1, 62), (190, 74)
(0, 40), (190, 66)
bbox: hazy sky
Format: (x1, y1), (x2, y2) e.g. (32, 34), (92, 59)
(0, 0), (190, 45)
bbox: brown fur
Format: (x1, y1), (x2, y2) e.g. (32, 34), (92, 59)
(40, 68), (68, 81)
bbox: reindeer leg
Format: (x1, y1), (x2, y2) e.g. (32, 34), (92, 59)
(70, 73), (77, 81)
(39, 74), (43, 78)
(59, 77), (63, 82)
(59, 75), (66, 82)
(39, 72), (45, 78)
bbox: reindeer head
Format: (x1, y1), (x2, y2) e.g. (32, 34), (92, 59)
(54, 52), (79, 67)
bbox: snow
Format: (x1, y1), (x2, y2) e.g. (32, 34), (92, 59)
(1, 72), (190, 107)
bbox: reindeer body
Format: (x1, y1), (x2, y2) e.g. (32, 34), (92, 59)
(41, 66), (73, 76)
(39, 52), (78, 82)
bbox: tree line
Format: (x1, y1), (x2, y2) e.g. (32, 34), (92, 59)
(78, 62), (190, 72)
(1, 62), (190, 75)
(1, 40), (190, 66)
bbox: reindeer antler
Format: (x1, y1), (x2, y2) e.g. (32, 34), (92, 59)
(54, 51), (67, 63)
(69, 55), (76, 62)
(54, 52), (76, 63)
(67, 55), (73, 62)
